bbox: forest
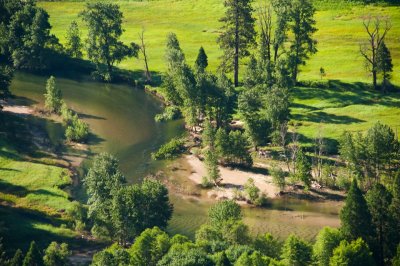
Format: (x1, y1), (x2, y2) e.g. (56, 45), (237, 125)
(0, 0), (399, 265)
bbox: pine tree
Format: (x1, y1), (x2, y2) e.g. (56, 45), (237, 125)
(366, 183), (393, 265)
(390, 172), (400, 251)
(217, 0), (256, 87)
(9, 249), (24, 266)
(0, 239), (7, 266)
(287, 0), (317, 83)
(44, 76), (62, 114)
(195, 46), (208, 70)
(340, 179), (374, 246)
(376, 41), (393, 92)
(23, 241), (43, 266)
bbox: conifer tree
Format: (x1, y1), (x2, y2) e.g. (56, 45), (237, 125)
(217, 0), (256, 87)
(287, 0), (317, 83)
(9, 249), (24, 266)
(340, 179), (374, 246)
(390, 172), (400, 251)
(376, 41), (393, 91)
(366, 183), (393, 265)
(23, 241), (43, 266)
(195, 46), (208, 70)
(0, 239), (7, 266)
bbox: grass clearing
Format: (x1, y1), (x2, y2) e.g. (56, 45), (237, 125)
(0, 111), (80, 252)
(290, 82), (400, 149)
(38, 0), (400, 145)
(39, 0), (400, 85)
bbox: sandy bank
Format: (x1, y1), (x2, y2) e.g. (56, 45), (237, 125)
(184, 154), (280, 200)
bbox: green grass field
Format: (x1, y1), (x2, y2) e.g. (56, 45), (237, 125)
(39, 0), (400, 85)
(0, 112), (80, 252)
(37, 0), (400, 143)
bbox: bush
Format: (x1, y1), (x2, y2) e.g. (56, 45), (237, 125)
(244, 178), (260, 203)
(65, 114), (89, 142)
(201, 176), (213, 188)
(270, 166), (286, 191)
(60, 101), (89, 142)
(152, 137), (185, 160)
(155, 106), (181, 122)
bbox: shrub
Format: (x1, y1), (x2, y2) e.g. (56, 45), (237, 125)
(271, 166), (286, 191)
(244, 178), (260, 203)
(155, 106), (181, 122)
(152, 137), (185, 160)
(65, 114), (89, 142)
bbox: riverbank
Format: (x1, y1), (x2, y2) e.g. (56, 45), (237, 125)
(0, 98), (102, 258)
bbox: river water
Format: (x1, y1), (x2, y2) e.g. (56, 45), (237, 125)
(11, 72), (340, 240)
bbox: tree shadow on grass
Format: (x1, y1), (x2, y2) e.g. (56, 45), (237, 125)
(291, 111), (365, 125)
(0, 205), (106, 255)
(294, 79), (400, 109)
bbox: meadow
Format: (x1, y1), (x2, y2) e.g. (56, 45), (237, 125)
(37, 0), (400, 143)
(39, 0), (400, 85)
(0, 111), (82, 251)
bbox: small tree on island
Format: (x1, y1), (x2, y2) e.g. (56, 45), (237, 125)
(44, 76), (62, 114)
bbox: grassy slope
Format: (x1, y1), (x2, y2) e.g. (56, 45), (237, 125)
(0, 112), (79, 252)
(39, 0), (400, 142)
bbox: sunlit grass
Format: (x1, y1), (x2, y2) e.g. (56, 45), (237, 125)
(39, 0), (400, 85)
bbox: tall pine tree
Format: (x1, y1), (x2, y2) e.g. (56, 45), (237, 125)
(217, 0), (256, 87)
(23, 241), (43, 266)
(376, 41), (393, 92)
(340, 179), (374, 246)
(287, 0), (317, 83)
(366, 183), (393, 265)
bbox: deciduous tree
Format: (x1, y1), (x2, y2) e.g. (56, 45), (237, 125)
(65, 21), (82, 58)
(80, 2), (139, 81)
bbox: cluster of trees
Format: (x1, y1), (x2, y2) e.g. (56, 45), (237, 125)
(339, 176), (400, 265)
(339, 122), (399, 188)
(0, 240), (70, 266)
(44, 76), (89, 142)
(217, 0), (317, 87)
(91, 175), (400, 265)
(162, 33), (235, 130)
(0, 1), (143, 85)
(0, 0), (60, 72)
(84, 153), (173, 246)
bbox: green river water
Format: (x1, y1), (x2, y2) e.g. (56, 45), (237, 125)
(11, 72), (340, 240)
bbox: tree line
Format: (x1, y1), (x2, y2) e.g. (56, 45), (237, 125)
(89, 173), (400, 265)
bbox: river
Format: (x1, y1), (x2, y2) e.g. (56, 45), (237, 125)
(10, 72), (340, 240)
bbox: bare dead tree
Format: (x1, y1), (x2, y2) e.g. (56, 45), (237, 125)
(359, 16), (391, 91)
(284, 124), (300, 174)
(138, 28), (151, 83)
(312, 126), (325, 182)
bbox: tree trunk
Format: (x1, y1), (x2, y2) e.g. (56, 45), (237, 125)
(234, 1), (239, 87)
(373, 69), (378, 90)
